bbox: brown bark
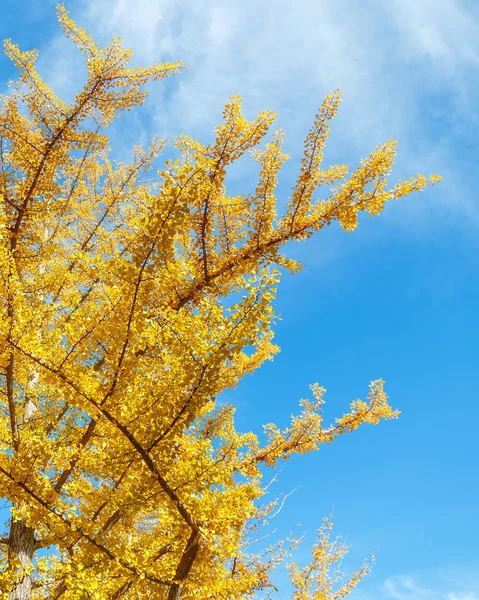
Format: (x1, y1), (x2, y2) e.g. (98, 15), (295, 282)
(8, 519), (36, 600)
(167, 530), (201, 600)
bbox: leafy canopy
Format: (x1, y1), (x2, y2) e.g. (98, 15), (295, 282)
(0, 6), (440, 599)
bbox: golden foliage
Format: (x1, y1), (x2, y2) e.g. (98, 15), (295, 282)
(288, 517), (373, 600)
(0, 6), (440, 599)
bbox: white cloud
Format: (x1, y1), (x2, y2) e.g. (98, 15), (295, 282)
(387, 0), (479, 68)
(15, 0), (479, 225)
(384, 575), (435, 599)
(378, 574), (479, 600)
(69, 0), (478, 138)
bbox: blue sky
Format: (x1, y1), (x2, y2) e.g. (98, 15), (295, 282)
(1, 0), (478, 598)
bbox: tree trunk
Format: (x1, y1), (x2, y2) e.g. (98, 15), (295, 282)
(8, 519), (35, 600)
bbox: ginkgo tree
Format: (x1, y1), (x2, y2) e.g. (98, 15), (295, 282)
(0, 6), (440, 600)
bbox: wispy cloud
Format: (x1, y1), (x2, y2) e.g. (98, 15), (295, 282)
(384, 575), (436, 599)
(71, 0), (479, 144)
(387, 0), (479, 70)
(377, 574), (479, 600)
(17, 0), (479, 226)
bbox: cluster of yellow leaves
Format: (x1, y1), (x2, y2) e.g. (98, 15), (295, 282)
(0, 6), (440, 600)
(288, 517), (373, 600)
(256, 379), (397, 467)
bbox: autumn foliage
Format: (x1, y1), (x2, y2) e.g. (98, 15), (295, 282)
(0, 6), (440, 599)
